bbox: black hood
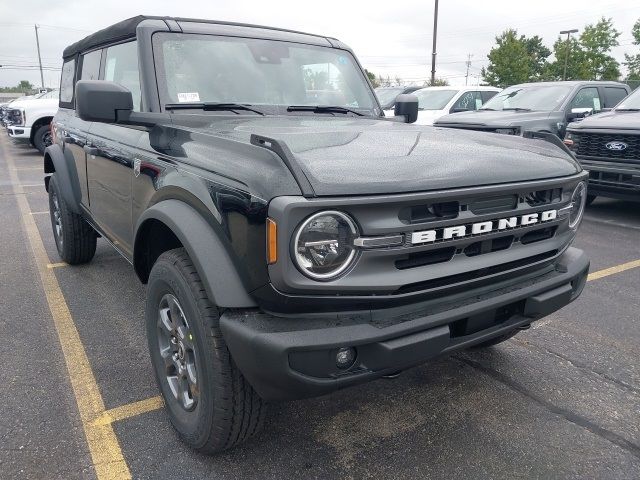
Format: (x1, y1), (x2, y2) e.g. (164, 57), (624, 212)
(434, 109), (553, 128)
(568, 110), (640, 131)
(174, 115), (580, 197)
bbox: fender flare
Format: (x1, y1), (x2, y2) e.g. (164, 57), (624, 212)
(135, 199), (257, 308)
(44, 144), (82, 213)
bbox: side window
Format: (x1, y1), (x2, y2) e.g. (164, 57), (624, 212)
(80, 49), (102, 80)
(60, 58), (76, 106)
(451, 91), (482, 112)
(603, 87), (628, 108)
(481, 90), (498, 104)
(103, 41), (141, 111)
(569, 87), (601, 112)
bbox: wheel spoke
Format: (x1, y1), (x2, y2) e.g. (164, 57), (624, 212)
(179, 376), (194, 410)
(158, 307), (173, 333)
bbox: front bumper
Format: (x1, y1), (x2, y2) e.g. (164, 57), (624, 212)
(221, 247), (589, 401)
(7, 125), (31, 139)
(579, 158), (640, 201)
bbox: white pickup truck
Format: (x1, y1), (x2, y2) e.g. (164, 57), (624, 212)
(5, 90), (59, 153)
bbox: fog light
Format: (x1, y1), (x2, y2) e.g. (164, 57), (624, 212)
(336, 347), (357, 369)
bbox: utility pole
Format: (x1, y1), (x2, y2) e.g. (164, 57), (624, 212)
(34, 24), (45, 89)
(560, 28), (578, 81)
(430, 0), (439, 86)
(465, 54), (473, 86)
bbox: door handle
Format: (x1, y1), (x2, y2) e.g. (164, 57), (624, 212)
(84, 145), (99, 156)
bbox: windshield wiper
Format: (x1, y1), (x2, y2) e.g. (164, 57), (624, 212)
(479, 107), (496, 111)
(165, 102), (265, 115)
(502, 107), (532, 112)
(615, 108), (640, 112)
(286, 105), (364, 116)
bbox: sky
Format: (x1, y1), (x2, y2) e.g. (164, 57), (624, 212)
(0, 0), (638, 89)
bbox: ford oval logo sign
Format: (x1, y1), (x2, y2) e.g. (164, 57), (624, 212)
(605, 141), (628, 151)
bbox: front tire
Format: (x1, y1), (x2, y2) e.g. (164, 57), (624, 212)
(48, 174), (97, 264)
(146, 248), (266, 454)
(33, 123), (52, 154)
(586, 194), (597, 206)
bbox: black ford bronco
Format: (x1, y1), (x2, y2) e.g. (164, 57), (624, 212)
(564, 86), (640, 203)
(46, 16), (590, 453)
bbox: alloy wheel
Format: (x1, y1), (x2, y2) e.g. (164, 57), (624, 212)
(157, 293), (199, 411)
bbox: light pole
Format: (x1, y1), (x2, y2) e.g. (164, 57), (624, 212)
(430, 0), (439, 86)
(560, 29), (578, 81)
(34, 25), (45, 89)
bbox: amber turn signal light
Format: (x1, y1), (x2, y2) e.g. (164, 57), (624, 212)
(267, 218), (277, 264)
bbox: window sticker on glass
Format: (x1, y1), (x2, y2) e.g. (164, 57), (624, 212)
(177, 92), (201, 102)
(593, 97), (601, 111)
(475, 98), (483, 109)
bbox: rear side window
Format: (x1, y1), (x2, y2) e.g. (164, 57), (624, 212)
(603, 87), (628, 108)
(59, 59), (76, 106)
(103, 41), (141, 111)
(81, 49), (102, 80)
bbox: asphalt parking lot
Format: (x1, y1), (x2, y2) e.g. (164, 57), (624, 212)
(0, 133), (638, 480)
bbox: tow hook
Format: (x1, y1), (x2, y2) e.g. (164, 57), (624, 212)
(382, 371), (402, 379)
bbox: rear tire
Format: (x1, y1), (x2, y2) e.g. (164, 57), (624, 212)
(471, 330), (519, 349)
(33, 123), (52, 154)
(586, 194), (597, 206)
(146, 248), (266, 454)
(48, 174), (97, 264)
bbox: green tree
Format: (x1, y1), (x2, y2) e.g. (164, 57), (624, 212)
(425, 77), (449, 86)
(523, 36), (552, 80)
(364, 69), (380, 88)
(624, 18), (640, 80)
(545, 37), (589, 80)
(0, 80), (34, 93)
(546, 18), (620, 81)
(482, 29), (550, 87)
(580, 17), (621, 80)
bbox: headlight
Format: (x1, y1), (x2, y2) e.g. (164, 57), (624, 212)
(569, 181), (587, 229)
(293, 211), (359, 280)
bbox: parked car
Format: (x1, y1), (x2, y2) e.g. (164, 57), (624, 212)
(564, 86), (640, 203)
(375, 85), (421, 111)
(434, 81), (631, 138)
(5, 89), (59, 153)
(48, 15), (589, 454)
(412, 86), (500, 125)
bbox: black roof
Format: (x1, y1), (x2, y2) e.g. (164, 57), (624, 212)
(62, 15), (334, 59)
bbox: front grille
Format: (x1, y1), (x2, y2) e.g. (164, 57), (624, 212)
(395, 250), (559, 294)
(575, 132), (640, 161)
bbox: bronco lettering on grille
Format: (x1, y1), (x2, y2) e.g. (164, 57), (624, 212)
(410, 209), (558, 245)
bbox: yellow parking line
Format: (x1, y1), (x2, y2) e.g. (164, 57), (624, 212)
(12, 166), (43, 170)
(30, 210), (49, 215)
(47, 262), (68, 269)
(91, 396), (164, 427)
(587, 259), (640, 282)
(3, 141), (131, 479)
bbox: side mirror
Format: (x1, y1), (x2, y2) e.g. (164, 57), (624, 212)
(394, 94), (419, 123)
(567, 107), (593, 121)
(76, 80), (133, 123)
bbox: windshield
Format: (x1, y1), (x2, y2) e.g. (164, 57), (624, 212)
(615, 88), (640, 110)
(153, 33), (378, 114)
(375, 87), (405, 109)
(413, 89), (458, 110)
(481, 85), (572, 111)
